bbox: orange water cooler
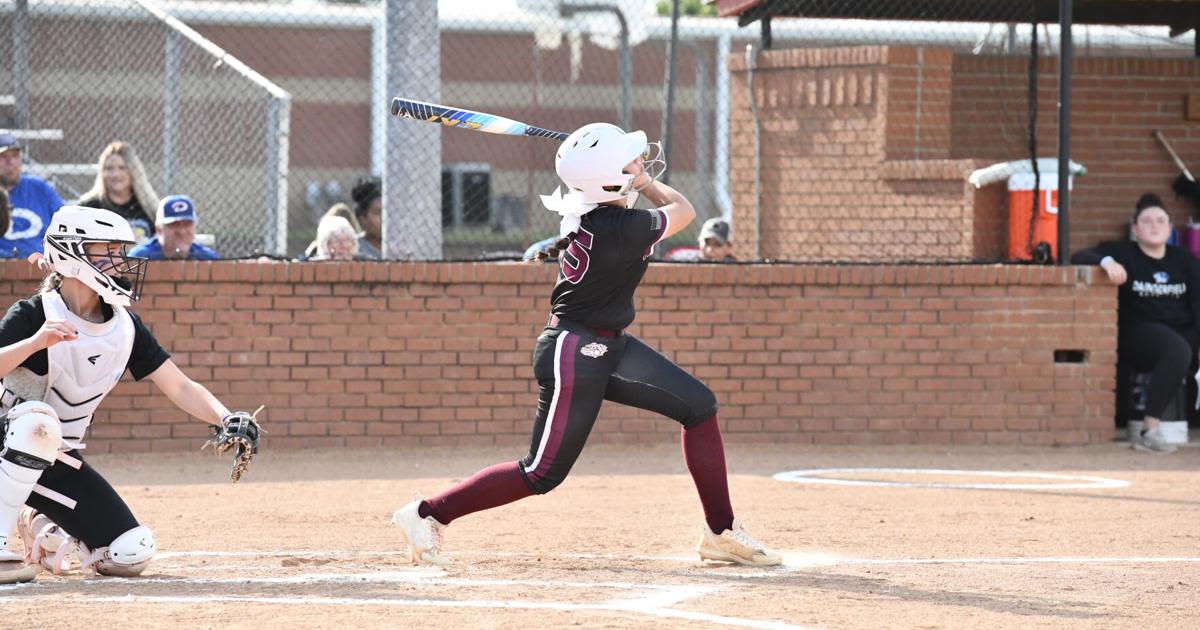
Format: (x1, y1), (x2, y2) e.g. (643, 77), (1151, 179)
(1007, 173), (1071, 262)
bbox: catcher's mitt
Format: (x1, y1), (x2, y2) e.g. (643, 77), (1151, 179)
(202, 410), (262, 482)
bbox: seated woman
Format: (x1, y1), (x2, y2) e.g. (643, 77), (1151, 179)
(307, 215), (359, 261)
(1071, 193), (1200, 454)
(303, 203), (361, 260)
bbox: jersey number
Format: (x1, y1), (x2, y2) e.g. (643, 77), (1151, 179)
(560, 229), (594, 284)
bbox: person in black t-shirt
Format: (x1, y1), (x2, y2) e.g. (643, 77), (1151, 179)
(76, 142), (158, 243)
(392, 122), (780, 567)
(1071, 192), (1200, 453)
(0, 206), (257, 584)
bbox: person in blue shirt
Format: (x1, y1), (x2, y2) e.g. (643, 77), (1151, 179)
(0, 132), (65, 260)
(522, 235), (559, 261)
(129, 195), (219, 260)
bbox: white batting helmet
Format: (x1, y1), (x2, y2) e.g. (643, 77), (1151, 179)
(43, 205), (148, 306)
(554, 122), (665, 205)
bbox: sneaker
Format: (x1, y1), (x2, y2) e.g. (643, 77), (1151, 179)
(697, 518), (782, 566)
(1132, 427), (1177, 454)
(391, 499), (449, 566)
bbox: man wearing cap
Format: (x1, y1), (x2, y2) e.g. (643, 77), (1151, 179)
(129, 194), (219, 260)
(665, 217), (737, 262)
(0, 132), (65, 259)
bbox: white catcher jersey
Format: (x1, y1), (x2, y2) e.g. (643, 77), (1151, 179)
(0, 291), (135, 451)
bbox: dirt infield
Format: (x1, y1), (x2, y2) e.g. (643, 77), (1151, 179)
(3, 441), (1198, 629)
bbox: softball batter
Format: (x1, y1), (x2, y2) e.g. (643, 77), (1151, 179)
(393, 122), (780, 567)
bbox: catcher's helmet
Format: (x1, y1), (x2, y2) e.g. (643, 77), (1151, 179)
(43, 206), (148, 306)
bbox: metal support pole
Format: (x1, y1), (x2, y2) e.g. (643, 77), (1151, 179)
(1057, 0), (1073, 265)
(370, 15), (387, 177)
(163, 30), (180, 193)
(660, 0), (681, 184)
(264, 97), (290, 256)
(13, 0), (29, 130)
(761, 14), (772, 51)
(714, 34), (732, 219)
(385, 0), (442, 260)
(682, 40), (710, 212)
(561, 5), (632, 131)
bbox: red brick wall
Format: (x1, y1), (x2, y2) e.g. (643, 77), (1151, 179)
(727, 46), (1200, 262)
(0, 261), (1116, 452)
(727, 46), (999, 262)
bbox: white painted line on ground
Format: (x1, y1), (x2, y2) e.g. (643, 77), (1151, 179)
(83, 570), (724, 594)
(156, 550), (410, 559)
(772, 468), (1131, 490)
(157, 548), (1200, 568)
(841, 556), (1200, 565)
(85, 594), (816, 630)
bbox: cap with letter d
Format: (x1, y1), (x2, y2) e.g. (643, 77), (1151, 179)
(0, 132), (23, 154)
(157, 194), (197, 225)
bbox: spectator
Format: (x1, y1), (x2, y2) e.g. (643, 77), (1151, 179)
(129, 195), (219, 260)
(665, 217), (737, 262)
(351, 177), (382, 260)
(76, 141), (159, 243)
(309, 215), (359, 261)
(1071, 192), (1200, 454)
(0, 132), (65, 260)
(0, 188), (10, 238)
(303, 202), (361, 259)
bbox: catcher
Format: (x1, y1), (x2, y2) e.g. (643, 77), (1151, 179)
(0, 206), (261, 584)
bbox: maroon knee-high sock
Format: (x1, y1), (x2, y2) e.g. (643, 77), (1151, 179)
(682, 414), (735, 534)
(418, 461), (533, 525)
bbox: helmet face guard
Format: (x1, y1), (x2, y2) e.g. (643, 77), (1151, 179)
(45, 235), (148, 306)
(635, 141), (666, 192)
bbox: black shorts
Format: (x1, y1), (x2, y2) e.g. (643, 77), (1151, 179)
(26, 451), (140, 550)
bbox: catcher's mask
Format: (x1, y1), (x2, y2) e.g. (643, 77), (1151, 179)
(43, 206), (148, 306)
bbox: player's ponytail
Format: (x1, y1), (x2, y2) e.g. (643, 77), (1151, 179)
(531, 234), (573, 263)
(36, 272), (63, 296)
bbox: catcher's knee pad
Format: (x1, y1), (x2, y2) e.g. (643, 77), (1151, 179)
(1, 402), (61, 511)
(93, 525), (156, 577)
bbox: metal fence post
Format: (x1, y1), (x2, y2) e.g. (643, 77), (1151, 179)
(163, 29), (179, 193)
(384, 0), (442, 260)
(13, 0), (29, 130)
(265, 96), (290, 256)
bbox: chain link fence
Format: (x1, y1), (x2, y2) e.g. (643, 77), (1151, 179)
(1, 0), (288, 258)
(3, 0), (1195, 260)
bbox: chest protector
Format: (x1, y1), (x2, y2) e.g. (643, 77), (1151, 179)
(0, 292), (134, 451)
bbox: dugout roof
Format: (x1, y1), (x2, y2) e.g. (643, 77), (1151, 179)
(716, 0), (1200, 31)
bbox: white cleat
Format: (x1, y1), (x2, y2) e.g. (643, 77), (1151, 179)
(391, 499), (450, 566)
(697, 518), (782, 566)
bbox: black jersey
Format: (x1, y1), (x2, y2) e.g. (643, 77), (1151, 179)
(1071, 240), (1200, 336)
(0, 293), (170, 380)
(77, 193), (156, 239)
(550, 206), (668, 330)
